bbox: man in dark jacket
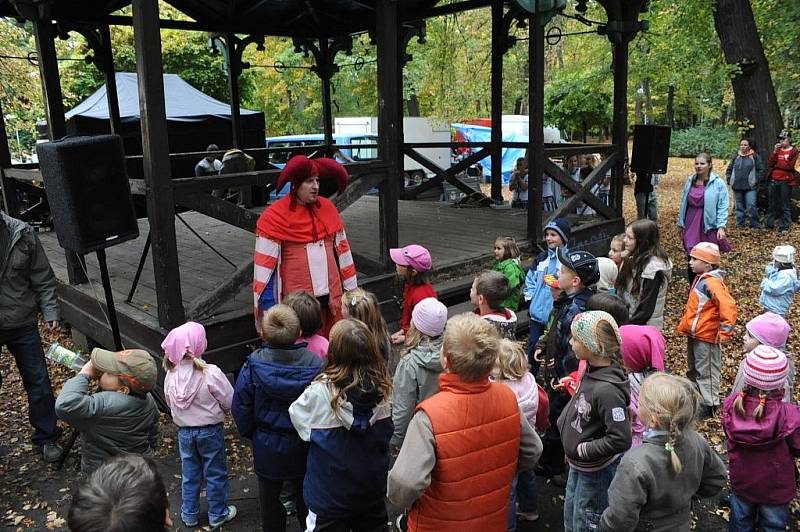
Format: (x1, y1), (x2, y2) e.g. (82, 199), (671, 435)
(0, 211), (62, 461)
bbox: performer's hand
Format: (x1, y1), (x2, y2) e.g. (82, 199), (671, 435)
(80, 360), (99, 379)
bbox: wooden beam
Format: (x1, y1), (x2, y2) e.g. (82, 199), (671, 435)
(376, 0), (400, 270)
(133, 0), (185, 328)
(527, 13), (545, 242)
(611, 40), (629, 216)
(331, 171), (387, 213)
(543, 156), (617, 219)
(404, 147), (491, 205)
(186, 259), (252, 320)
(175, 192), (259, 232)
(545, 153), (619, 222)
(402, 145), (489, 199)
(490, 0), (503, 202)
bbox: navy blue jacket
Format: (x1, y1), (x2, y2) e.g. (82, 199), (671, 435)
(232, 343), (322, 480)
(552, 287), (594, 380)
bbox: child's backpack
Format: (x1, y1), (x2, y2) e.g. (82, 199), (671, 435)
(535, 383), (550, 431)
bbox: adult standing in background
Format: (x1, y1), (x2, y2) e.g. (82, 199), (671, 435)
(252, 155), (357, 337)
(194, 144), (223, 177)
(766, 130), (798, 233)
(677, 153), (729, 285)
(0, 211), (62, 462)
(726, 137), (765, 229)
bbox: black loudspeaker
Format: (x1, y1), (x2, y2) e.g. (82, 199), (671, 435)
(631, 125), (672, 174)
(37, 135), (139, 254)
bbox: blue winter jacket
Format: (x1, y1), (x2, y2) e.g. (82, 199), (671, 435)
(760, 265), (800, 318)
(232, 343), (322, 480)
(552, 287), (594, 380)
(289, 378), (393, 518)
(524, 245), (569, 325)
(677, 172), (729, 233)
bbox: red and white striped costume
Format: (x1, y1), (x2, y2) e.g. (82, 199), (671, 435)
(253, 157), (357, 337)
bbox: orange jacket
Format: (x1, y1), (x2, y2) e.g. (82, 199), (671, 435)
(408, 374), (520, 531)
(677, 269), (737, 343)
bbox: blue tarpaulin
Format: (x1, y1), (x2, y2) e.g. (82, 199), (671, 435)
(451, 123), (527, 184)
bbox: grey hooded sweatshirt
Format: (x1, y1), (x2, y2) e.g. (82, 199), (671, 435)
(390, 336), (444, 447)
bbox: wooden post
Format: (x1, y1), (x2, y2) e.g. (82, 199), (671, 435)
(101, 25), (122, 135)
(527, 13), (545, 242)
(490, 0), (504, 202)
(133, 0), (185, 328)
(611, 39), (629, 216)
(33, 18), (88, 284)
(376, 0), (400, 269)
(320, 39), (335, 153)
(226, 33), (243, 149)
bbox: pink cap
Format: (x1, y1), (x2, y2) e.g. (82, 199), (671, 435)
(390, 244), (432, 272)
(746, 312), (790, 348)
(411, 297), (448, 337)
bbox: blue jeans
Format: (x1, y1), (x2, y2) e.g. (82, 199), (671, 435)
(564, 461), (619, 532)
(766, 180), (792, 231)
(527, 320), (546, 376)
(178, 424), (231, 525)
(733, 189), (762, 228)
(729, 494), (789, 532)
(508, 469), (539, 529)
(0, 324), (60, 446)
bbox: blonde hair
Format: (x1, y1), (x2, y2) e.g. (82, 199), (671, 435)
(341, 288), (389, 359)
(611, 233), (625, 248)
(442, 313), (500, 382)
(494, 339), (528, 381)
(638, 373), (699, 475)
(495, 236), (521, 260)
(163, 356), (207, 372)
(400, 322), (439, 358)
(733, 387), (770, 421)
(595, 319), (622, 362)
(261, 304), (301, 346)
(319, 319), (392, 415)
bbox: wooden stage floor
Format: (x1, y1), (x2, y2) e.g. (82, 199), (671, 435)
(38, 196), (537, 367)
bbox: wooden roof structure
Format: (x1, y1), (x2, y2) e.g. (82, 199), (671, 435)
(0, 0), (649, 369)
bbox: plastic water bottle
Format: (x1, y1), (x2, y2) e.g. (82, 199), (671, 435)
(46, 342), (87, 371)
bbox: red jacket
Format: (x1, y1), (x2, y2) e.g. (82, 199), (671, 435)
(400, 282), (437, 333)
(768, 146), (799, 183)
(408, 374), (520, 531)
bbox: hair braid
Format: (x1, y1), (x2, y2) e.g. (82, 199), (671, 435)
(753, 389), (768, 421)
(733, 390), (747, 418)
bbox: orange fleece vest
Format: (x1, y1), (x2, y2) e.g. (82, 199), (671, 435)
(407, 373), (521, 532)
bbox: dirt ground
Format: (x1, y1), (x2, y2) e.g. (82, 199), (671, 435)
(2, 156), (800, 530)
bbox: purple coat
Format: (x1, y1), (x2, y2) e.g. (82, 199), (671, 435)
(722, 390), (800, 505)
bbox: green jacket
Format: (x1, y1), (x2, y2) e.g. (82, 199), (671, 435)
(493, 258), (526, 311)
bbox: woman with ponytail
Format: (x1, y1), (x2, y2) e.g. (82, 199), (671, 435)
(601, 374), (726, 531)
(723, 345), (800, 532)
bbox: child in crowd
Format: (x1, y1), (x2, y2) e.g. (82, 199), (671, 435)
(55, 348), (160, 475)
(557, 311), (632, 532)
(608, 233), (626, 269)
(596, 257), (618, 294)
(509, 157), (529, 209)
(388, 313), (542, 531)
(290, 319), (393, 530)
(524, 218), (570, 371)
(284, 290), (329, 360)
(534, 249), (599, 479)
(493, 339), (540, 527)
(677, 242), (737, 418)
(162, 322), (236, 528)
(601, 374), (726, 531)
(342, 287), (391, 362)
(390, 244), (436, 344)
(471, 270), (518, 340)
(68, 455), (173, 532)
(723, 346), (800, 532)
(233, 305), (323, 532)
(391, 297), (448, 449)
(759, 244), (800, 318)
(620, 324), (666, 447)
(493, 236), (526, 311)
(732, 312), (793, 402)
(616, 219), (672, 328)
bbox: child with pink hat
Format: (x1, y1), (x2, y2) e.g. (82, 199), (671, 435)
(723, 345), (800, 531)
(731, 312), (794, 403)
(390, 244), (437, 344)
(391, 297), (448, 449)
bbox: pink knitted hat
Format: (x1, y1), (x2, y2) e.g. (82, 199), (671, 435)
(411, 297), (448, 337)
(744, 345), (789, 391)
(746, 312), (790, 349)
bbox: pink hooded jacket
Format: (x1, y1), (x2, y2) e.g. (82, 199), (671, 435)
(162, 322), (233, 427)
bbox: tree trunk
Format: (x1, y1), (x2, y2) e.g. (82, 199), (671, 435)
(713, 0), (782, 153)
(405, 94), (420, 117)
(642, 78), (653, 124)
(666, 84), (675, 128)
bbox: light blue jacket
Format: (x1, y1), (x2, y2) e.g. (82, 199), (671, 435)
(760, 265), (800, 317)
(523, 245), (568, 325)
(677, 172), (729, 232)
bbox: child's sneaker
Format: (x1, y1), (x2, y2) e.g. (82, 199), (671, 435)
(209, 505), (237, 528)
(517, 510), (539, 521)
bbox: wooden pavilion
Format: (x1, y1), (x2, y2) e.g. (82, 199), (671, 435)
(0, 0), (648, 371)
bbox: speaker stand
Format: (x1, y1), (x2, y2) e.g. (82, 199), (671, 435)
(96, 249), (123, 351)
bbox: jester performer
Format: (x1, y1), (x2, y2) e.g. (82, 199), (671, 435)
(253, 155), (357, 337)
